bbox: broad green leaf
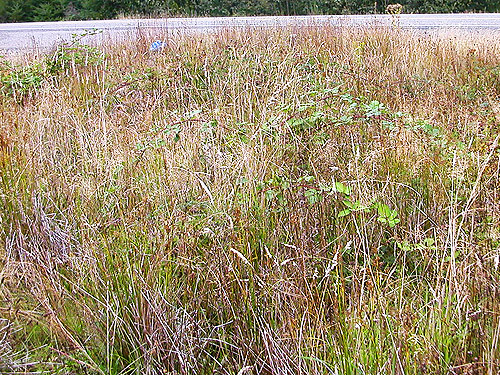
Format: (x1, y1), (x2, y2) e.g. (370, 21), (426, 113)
(338, 209), (351, 218)
(305, 189), (322, 204)
(335, 182), (351, 196)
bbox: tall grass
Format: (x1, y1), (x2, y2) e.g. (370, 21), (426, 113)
(0, 26), (499, 374)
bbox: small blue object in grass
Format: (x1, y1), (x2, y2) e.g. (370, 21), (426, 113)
(150, 40), (166, 52)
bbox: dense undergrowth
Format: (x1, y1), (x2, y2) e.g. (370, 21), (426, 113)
(0, 26), (499, 374)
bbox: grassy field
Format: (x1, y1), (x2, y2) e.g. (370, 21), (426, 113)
(0, 25), (499, 374)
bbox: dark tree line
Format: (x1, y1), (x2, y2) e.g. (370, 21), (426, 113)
(0, 0), (498, 22)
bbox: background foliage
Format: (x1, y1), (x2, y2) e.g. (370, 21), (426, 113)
(0, 0), (498, 22)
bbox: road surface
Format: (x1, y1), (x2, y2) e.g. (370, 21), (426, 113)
(0, 14), (499, 53)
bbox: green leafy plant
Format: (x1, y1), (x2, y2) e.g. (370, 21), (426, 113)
(0, 60), (44, 101)
(258, 175), (290, 206)
(375, 202), (400, 227)
(45, 30), (105, 75)
(363, 100), (386, 118)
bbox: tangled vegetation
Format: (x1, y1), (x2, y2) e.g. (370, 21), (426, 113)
(0, 26), (499, 374)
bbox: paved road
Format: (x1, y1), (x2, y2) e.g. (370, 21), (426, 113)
(1, 13), (499, 53)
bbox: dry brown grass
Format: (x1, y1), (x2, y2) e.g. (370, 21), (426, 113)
(0, 25), (499, 374)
